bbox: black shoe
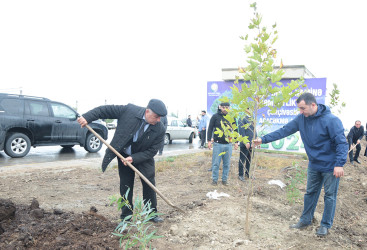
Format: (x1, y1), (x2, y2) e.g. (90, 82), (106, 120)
(289, 221), (310, 229)
(316, 226), (328, 236)
(150, 216), (164, 223)
(222, 181), (229, 186)
(211, 180), (217, 185)
(238, 176), (245, 182)
(354, 159), (361, 164)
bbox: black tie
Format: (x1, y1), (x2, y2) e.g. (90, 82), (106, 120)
(137, 120), (147, 139)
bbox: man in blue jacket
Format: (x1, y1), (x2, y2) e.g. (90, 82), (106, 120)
(198, 110), (208, 148)
(253, 93), (348, 236)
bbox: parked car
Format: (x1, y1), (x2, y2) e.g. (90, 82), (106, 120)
(164, 116), (197, 145)
(0, 93), (108, 158)
(106, 120), (117, 130)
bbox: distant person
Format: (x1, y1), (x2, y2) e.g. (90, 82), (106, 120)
(158, 115), (168, 155)
(238, 114), (256, 181)
(77, 99), (167, 223)
(207, 102), (238, 185)
(186, 115), (192, 128)
(347, 120), (364, 164)
(198, 110), (208, 148)
(253, 93), (348, 237)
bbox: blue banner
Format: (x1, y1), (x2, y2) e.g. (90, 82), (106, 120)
(207, 78), (327, 152)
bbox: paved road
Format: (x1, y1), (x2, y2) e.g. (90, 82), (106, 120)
(0, 130), (204, 167)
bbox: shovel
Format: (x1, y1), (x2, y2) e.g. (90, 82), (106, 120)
(86, 124), (184, 213)
(348, 141), (360, 153)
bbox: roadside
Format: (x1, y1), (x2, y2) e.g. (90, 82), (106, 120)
(1, 143), (367, 249)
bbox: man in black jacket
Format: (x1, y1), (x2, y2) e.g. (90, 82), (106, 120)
(77, 99), (167, 222)
(207, 102), (238, 185)
(186, 115), (192, 127)
(238, 116), (256, 181)
(347, 120), (364, 164)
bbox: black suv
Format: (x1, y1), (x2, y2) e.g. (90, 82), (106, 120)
(0, 93), (108, 158)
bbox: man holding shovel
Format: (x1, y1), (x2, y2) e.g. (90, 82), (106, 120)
(347, 120), (364, 164)
(77, 99), (167, 223)
(253, 93), (348, 236)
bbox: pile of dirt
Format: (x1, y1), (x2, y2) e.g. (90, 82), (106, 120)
(1, 147), (367, 249)
(0, 200), (119, 249)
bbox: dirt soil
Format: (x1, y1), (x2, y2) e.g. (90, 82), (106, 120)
(1, 143), (367, 249)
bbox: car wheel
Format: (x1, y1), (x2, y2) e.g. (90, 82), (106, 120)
(61, 145), (74, 149)
(4, 133), (31, 158)
(84, 133), (103, 153)
(164, 134), (170, 145)
(189, 133), (194, 143)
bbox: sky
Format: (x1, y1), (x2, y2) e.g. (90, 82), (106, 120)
(1, 0), (366, 128)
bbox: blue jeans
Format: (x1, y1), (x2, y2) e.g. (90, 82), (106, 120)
(299, 167), (340, 228)
(212, 143), (232, 182)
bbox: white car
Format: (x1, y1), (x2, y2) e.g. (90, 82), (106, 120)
(106, 120), (117, 130)
(164, 117), (197, 145)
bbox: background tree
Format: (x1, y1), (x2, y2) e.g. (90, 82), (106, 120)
(218, 2), (306, 235)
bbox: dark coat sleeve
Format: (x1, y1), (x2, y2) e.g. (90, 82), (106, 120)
(82, 105), (127, 123)
(359, 126), (364, 140)
(207, 115), (217, 142)
(239, 117), (256, 147)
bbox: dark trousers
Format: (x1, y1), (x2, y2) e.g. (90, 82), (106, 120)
(200, 130), (206, 147)
(118, 156), (157, 219)
(348, 141), (361, 162)
(238, 145), (251, 178)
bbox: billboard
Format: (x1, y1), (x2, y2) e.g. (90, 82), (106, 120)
(207, 78), (327, 153)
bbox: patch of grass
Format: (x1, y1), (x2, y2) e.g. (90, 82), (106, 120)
(155, 153), (205, 173)
(165, 156), (176, 162)
(257, 148), (307, 158)
(285, 162), (307, 204)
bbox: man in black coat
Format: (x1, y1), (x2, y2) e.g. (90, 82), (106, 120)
(347, 120), (364, 164)
(77, 99), (167, 222)
(186, 115), (192, 127)
(238, 115), (256, 181)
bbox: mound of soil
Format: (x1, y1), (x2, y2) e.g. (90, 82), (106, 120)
(1, 146), (367, 249)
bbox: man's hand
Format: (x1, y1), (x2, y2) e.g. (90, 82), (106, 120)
(234, 143), (238, 150)
(246, 143), (250, 150)
(208, 141), (212, 150)
(357, 139), (361, 145)
(122, 156), (133, 166)
(333, 166), (344, 178)
(77, 116), (88, 128)
(253, 138), (262, 146)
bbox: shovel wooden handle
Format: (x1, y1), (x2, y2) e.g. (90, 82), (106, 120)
(348, 141), (360, 153)
(86, 124), (184, 213)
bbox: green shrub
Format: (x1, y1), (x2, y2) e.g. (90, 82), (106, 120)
(109, 189), (163, 249)
(285, 162), (307, 204)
